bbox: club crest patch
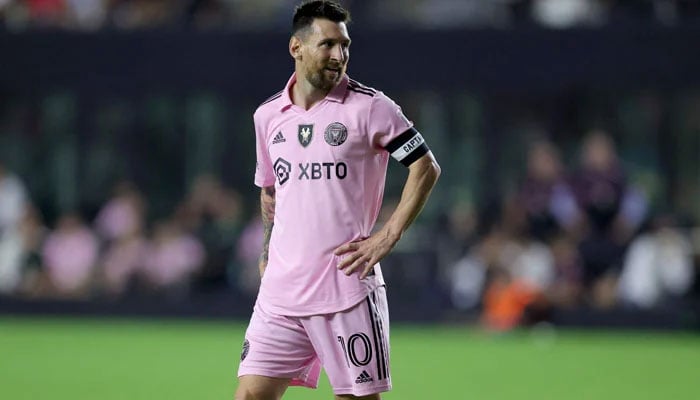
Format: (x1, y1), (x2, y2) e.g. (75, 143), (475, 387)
(324, 122), (348, 146)
(298, 124), (314, 147)
(241, 339), (250, 361)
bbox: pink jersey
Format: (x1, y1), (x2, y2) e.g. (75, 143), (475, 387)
(254, 73), (429, 316)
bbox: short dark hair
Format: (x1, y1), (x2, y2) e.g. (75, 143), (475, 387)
(292, 1), (351, 37)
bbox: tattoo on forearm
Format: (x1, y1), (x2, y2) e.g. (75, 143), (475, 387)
(259, 186), (276, 275)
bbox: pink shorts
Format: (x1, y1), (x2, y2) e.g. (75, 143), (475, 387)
(237, 286), (391, 397)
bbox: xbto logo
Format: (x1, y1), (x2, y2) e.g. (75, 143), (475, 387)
(272, 159), (348, 184)
(298, 162), (347, 180)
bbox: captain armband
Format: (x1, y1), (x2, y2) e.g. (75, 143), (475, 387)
(384, 127), (430, 167)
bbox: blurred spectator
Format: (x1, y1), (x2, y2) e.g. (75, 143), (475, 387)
(0, 0), (29, 31)
(414, 0), (511, 28)
(184, 174), (244, 288)
(368, 0), (511, 28)
(110, 0), (179, 30)
(234, 212), (263, 295)
(0, 0), (16, 17)
(25, 0), (66, 27)
(94, 180), (145, 242)
(197, 187), (244, 288)
(0, 221), (23, 294)
(452, 197), (555, 316)
(451, 190), (557, 330)
(498, 196), (555, 291)
(574, 131), (647, 241)
(223, 0), (293, 30)
(15, 204), (49, 296)
(571, 130), (648, 307)
(184, 0), (232, 29)
(0, 161), (27, 235)
(449, 227), (501, 311)
(546, 233), (584, 308)
(434, 199), (478, 275)
(99, 230), (146, 297)
(517, 139), (580, 242)
(41, 212), (99, 298)
(139, 218), (204, 298)
(617, 214), (695, 309)
(64, 0), (108, 30)
(0, 162), (28, 294)
(185, 173), (221, 226)
(0, 204), (48, 295)
(531, 0), (606, 28)
(481, 266), (541, 331)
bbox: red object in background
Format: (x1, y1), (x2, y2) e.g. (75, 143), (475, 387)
(27, 0), (65, 18)
(482, 278), (539, 331)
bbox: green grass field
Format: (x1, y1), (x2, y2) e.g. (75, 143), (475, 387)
(1, 316), (698, 400)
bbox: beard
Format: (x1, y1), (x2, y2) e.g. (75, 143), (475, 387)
(306, 65), (344, 92)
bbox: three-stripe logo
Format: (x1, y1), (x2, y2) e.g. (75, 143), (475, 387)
(355, 370), (373, 384)
(272, 131), (286, 144)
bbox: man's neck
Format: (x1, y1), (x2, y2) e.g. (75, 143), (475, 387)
(291, 75), (330, 111)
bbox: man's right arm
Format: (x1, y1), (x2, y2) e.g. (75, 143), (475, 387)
(258, 185), (276, 278)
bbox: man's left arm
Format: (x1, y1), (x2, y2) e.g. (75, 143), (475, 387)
(335, 151), (441, 278)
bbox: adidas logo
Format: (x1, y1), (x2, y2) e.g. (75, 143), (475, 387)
(355, 370), (373, 384)
(272, 131), (286, 144)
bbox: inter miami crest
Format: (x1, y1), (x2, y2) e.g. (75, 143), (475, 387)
(324, 122), (348, 146)
(298, 124), (313, 147)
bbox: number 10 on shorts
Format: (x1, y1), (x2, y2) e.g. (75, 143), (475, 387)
(337, 333), (373, 368)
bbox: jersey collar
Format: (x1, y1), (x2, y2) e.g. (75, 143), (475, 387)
(280, 72), (349, 111)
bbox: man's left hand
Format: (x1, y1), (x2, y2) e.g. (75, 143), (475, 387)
(334, 230), (399, 279)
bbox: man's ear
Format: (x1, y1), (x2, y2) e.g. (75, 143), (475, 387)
(289, 36), (302, 61)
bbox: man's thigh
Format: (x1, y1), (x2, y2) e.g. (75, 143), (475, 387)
(237, 302), (322, 389)
(304, 286), (392, 397)
(235, 375), (290, 400)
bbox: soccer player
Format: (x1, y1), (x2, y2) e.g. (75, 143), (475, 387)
(235, 1), (441, 399)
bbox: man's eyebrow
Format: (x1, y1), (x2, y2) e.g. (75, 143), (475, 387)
(318, 37), (351, 44)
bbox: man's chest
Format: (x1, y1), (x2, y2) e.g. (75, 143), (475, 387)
(266, 111), (371, 163)
(265, 108), (378, 185)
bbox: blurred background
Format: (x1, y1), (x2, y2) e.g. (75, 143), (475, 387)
(1, 0), (700, 334)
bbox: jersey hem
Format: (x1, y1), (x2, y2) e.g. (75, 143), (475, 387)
(332, 384), (392, 396)
(254, 178), (275, 188)
(258, 280), (384, 317)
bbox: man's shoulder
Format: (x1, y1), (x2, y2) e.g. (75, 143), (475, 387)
(345, 78), (401, 111)
(346, 78), (379, 100)
(254, 90), (285, 118)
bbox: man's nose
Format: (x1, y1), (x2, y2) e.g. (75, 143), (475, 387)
(331, 44), (345, 63)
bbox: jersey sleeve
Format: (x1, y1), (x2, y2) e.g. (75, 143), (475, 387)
(369, 92), (430, 167)
(254, 112), (276, 187)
